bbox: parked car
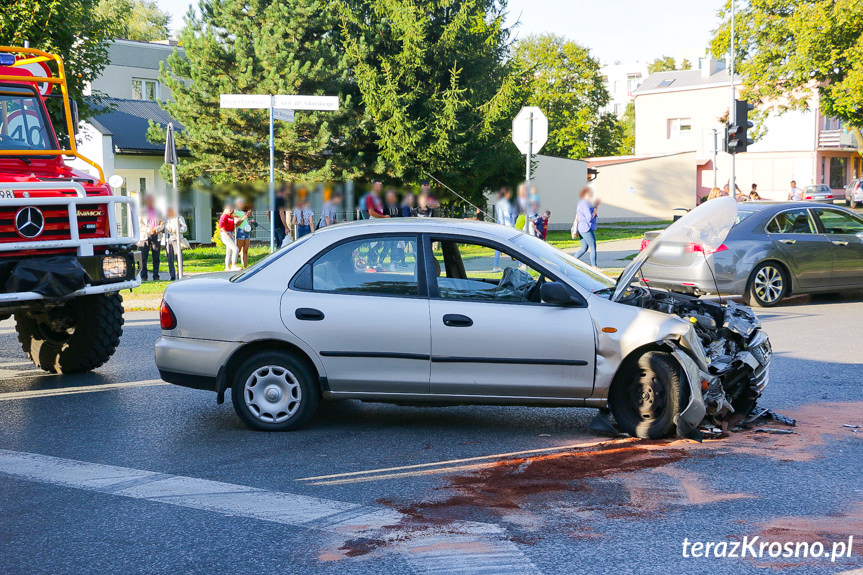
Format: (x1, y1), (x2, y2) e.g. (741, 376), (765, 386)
(846, 179), (863, 209)
(639, 201), (863, 306)
(801, 184), (835, 203)
(155, 200), (770, 439)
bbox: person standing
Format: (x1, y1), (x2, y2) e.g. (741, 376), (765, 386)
(270, 186), (289, 248)
(218, 203), (241, 271)
(363, 180), (388, 219)
(572, 187), (600, 268)
(534, 210), (550, 240)
(293, 197), (315, 238)
(788, 180), (803, 201)
(492, 187), (514, 272)
(318, 191), (341, 229)
(401, 192), (416, 217)
(383, 189), (401, 218)
(164, 206), (187, 281)
(138, 194), (164, 281)
(416, 192), (434, 217)
(233, 197), (253, 268)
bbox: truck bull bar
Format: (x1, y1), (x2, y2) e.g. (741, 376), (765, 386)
(0, 183), (139, 257)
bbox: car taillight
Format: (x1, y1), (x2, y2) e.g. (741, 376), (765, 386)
(640, 238), (651, 251)
(804, 196), (814, 200)
(160, 300), (177, 330)
(826, 195), (833, 199)
(687, 243), (728, 254)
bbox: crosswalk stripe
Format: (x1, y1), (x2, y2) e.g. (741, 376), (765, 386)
(0, 449), (540, 574)
(0, 379), (167, 401)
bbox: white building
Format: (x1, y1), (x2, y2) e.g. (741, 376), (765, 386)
(631, 57), (860, 201)
(71, 39), (212, 243)
(601, 62), (649, 117)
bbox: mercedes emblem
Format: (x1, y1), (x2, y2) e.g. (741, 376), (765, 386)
(15, 206), (45, 239)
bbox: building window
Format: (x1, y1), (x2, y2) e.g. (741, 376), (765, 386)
(132, 78), (158, 101)
(613, 103), (622, 116)
(667, 118), (692, 139)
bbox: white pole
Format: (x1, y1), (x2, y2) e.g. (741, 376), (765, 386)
(729, 0), (736, 195)
(713, 128), (718, 189)
(524, 112), (533, 235)
(171, 162), (183, 279)
(268, 96), (276, 253)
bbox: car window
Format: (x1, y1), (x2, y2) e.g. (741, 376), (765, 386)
(812, 209), (863, 235)
(311, 236), (419, 296)
(766, 209), (815, 234)
(431, 239), (542, 304)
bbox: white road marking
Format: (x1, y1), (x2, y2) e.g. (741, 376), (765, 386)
(0, 449), (540, 574)
(0, 379), (167, 401)
(298, 437), (637, 484)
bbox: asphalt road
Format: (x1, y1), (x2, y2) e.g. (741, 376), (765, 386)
(0, 293), (862, 575)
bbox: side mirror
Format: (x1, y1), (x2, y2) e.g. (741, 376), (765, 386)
(540, 281), (580, 306)
(70, 100), (79, 136)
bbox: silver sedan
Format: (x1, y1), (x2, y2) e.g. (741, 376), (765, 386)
(155, 208), (770, 439)
(640, 201), (863, 306)
(801, 184), (836, 203)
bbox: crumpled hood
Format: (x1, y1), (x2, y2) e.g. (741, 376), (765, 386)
(612, 197), (738, 302)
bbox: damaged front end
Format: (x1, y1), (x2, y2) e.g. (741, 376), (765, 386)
(640, 291), (772, 435)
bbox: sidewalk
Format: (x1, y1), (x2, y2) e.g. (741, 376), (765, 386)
(564, 238), (642, 273)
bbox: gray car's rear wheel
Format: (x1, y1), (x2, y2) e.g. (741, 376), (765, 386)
(609, 351), (685, 439)
(231, 351), (319, 431)
(747, 262), (788, 307)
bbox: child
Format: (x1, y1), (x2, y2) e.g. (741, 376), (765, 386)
(534, 210), (550, 240)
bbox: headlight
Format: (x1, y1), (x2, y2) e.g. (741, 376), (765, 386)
(102, 256), (128, 280)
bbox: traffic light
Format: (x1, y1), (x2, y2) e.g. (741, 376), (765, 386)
(727, 99), (755, 154)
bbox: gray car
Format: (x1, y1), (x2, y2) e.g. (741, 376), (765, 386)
(155, 202), (770, 438)
(639, 201), (863, 306)
(846, 179), (863, 208)
(801, 184), (836, 203)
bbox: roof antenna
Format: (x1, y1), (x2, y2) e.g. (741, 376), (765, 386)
(423, 172), (493, 222)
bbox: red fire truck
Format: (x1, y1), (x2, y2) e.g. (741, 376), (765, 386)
(0, 46), (140, 373)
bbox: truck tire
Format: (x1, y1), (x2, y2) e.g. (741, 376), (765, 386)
(15, 293), (124, 374)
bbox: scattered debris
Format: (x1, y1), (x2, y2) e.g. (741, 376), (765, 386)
(745, 407), (797, 427)
(754, 428), (794, 435)
(843, 424), (862, 429)
(538, 434), (551, 437)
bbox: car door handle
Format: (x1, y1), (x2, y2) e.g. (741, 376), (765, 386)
(443, 314), (473, 327)
(779, 239), (796, 245)
(295, 308), (325, 321)
(832, 240), (849, 246)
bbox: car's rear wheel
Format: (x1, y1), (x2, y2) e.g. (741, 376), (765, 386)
(609, 351), (685, 439)
(851, 198), (860, 209)
(230, 351), (319, 431)
(746, 262), (788, 307)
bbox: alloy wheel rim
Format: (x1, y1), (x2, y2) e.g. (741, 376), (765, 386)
(244, 365), (301, 423)
(754, 266), (783, 303)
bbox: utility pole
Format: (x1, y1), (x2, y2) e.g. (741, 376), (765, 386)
(524, 111), (533, 235)
(729, 0), (736, 194)
(713, 128), (719, 188)
(268, 96), (275, 253)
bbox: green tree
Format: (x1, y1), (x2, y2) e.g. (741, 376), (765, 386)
(151, 0), (365, 184)
(711, 0), (863, 154)
(338, 0), (524, 198)
(680, 58), (693, 71)
(647, 55), (677, 74)
(95, 0), (171, 42)
(0, 0), (112, 123)
(617, 101), (635, 155)
(513, 34), (620, 158)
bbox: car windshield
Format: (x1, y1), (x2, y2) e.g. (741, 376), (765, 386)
(513, 233), (616, 292)
(0, 89), (53, 151)
(230, 233), (314, 282)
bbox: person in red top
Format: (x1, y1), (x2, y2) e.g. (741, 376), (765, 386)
(218, 203), (241, 271)
(364, 179), (388, 219)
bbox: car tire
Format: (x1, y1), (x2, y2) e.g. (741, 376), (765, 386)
(746, 262), (788, 307)
(15, 293), (123, 373)
(609, 351), (685, 439)
(230, 351), (319, 431)
(851, 199), (860, 209)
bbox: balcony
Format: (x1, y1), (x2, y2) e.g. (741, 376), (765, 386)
(818, 129), (857, 149)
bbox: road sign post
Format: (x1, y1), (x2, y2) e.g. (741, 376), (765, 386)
(164, 122), (183, 278)
(512, 106), (548, 234)
(219, 94), (339, 252)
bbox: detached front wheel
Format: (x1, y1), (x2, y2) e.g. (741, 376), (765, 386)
(15, 293), (124, 373)
(609, 351), (686, 439)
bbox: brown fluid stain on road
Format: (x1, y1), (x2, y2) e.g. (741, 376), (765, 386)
(333, 401), (863, 561)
